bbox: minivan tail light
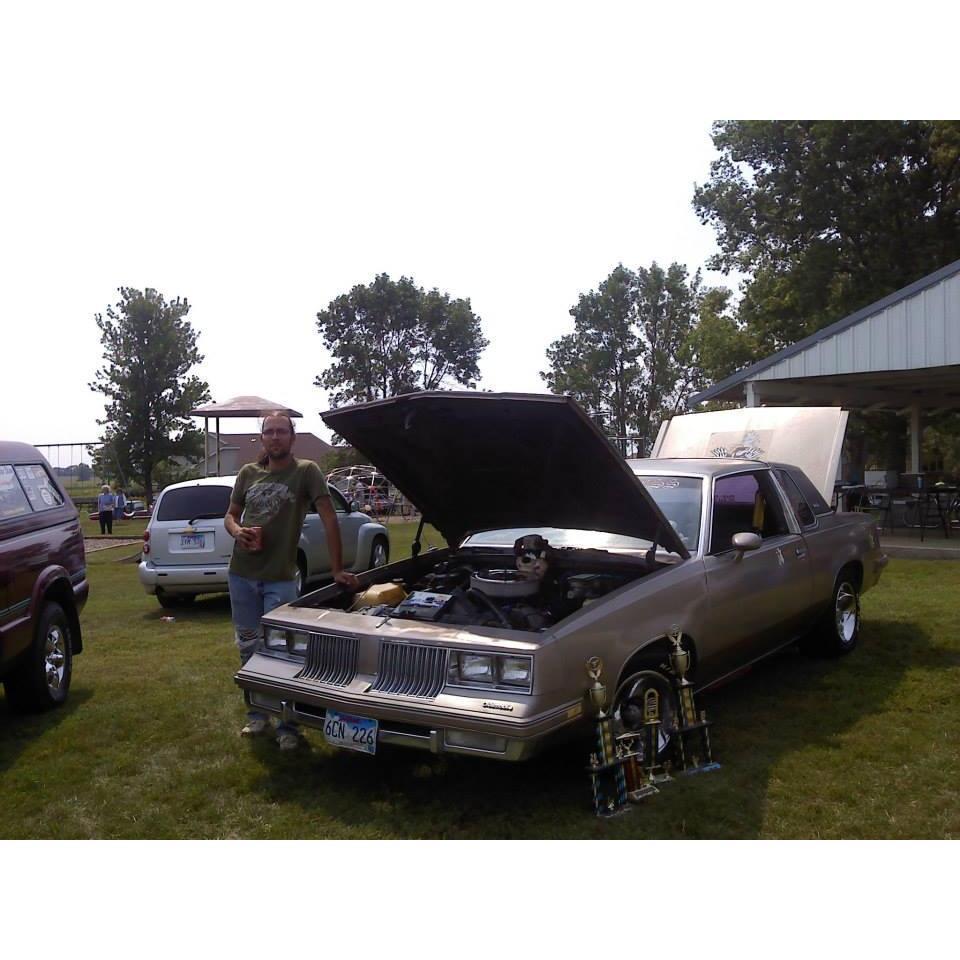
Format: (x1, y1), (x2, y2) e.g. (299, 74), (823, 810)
(142, 530), (150, 555)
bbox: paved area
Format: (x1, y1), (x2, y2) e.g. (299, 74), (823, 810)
(879, 532), (960, 560)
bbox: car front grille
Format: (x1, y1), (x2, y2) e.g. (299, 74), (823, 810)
(295, 633), (358, 687)
(371, 642), (447, 699)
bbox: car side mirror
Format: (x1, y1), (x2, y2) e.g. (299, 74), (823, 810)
(731, 532), (762, 554)
(350, 500), (360, 513)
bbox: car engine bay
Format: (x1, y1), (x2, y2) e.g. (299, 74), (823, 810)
(307, 534), (658, 633)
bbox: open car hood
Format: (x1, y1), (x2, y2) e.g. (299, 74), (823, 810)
(652, 406), (848, 502)
(322, 392), (688, 556)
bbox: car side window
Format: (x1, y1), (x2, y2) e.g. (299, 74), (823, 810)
(710, 471), (790, 554)
(0, 465), (33, 520)
(776, 469), (816, 528)
(330, 487), (348, 514)
(14, 464), (65, 512)
(788, 469), (833, 516)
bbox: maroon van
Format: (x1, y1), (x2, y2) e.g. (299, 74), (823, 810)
(0, 442), (88, 711)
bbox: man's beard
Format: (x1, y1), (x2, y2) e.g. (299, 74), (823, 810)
(267, 446), (291, 462)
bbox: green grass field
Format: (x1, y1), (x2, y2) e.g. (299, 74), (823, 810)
(1, 534), (958, 839)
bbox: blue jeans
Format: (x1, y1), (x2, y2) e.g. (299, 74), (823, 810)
(229, 573), (299, 734)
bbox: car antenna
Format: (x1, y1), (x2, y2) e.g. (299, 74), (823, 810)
(411, 515), (426, 558)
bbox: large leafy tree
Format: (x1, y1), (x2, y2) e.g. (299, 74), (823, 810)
(542, 263), (711, 454)
(694, 120), (960, 351)
(315, 274), (488, 407)
(89, 287), (210, 502)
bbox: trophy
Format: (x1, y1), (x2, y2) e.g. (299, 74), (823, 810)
(585, 657), (630, 817)
(667, 625), (720, 775)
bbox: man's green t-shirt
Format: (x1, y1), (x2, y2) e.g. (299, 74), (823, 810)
(229, 459), (329, 581)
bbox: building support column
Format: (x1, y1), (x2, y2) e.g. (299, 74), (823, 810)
(203, 417), (209, 477)
(745, 381), (759, 408)
(910, 405), (921, 474)
(215, 417), (221, 477)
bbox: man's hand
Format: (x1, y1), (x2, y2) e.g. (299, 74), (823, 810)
(333, 569), (360, 590)
(235, 526), (258, 551)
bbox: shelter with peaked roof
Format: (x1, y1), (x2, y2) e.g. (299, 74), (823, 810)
(689, 258), (960, 475)
(190, 395), (304, 476)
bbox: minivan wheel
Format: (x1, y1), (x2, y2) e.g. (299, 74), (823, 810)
(157, 590), (195, 609)
(295, 556), (308, 596)
(369, 537), (389, 569)
(3, 602), (73, 712)
(611, 669), (679, 765)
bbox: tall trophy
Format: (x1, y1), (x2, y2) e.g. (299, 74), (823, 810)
(667, 625), (720, 775)
(585, 657), (630, 817)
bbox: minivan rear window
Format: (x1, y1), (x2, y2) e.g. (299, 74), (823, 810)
(156, 485), (232, 521)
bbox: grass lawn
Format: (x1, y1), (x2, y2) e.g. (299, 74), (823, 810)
(2, 535), (958, 839)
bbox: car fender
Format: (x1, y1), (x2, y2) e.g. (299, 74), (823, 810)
(353, 521), (390, 570)
(29, 565), (84, 654)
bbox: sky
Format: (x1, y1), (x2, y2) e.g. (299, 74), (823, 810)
(1, 2), (952, 461)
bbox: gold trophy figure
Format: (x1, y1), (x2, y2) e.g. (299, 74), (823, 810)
(666, 625), (720, 775)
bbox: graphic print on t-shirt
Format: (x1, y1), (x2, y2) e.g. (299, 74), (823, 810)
(242, 481), (295, 526)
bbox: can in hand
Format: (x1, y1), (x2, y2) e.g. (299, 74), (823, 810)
(248, 526), (263, 552)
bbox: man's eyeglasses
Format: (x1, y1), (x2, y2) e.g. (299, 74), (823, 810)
(262, 428), (291, 437)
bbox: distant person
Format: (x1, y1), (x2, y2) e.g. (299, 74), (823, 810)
(97, 484), (116, 534)
(224, 412), (360, 750)
(114, 487), (127, 521)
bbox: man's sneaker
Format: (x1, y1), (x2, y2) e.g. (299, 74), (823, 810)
(276, 731), (300, 751)
(241, 716), (269, 736)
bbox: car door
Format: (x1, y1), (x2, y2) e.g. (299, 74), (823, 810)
(301, 487), (359, 574)
(702, 469), (814, 673)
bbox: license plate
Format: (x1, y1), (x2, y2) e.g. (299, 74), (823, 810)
(180, 533), (206, 549)
(323, 709), (378, 755)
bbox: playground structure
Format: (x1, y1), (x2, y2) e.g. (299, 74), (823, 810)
(325, 465), (417, 520)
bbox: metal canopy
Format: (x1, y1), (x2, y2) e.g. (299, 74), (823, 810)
(689, 258), (960, 473)
(189, 396), (303, 477)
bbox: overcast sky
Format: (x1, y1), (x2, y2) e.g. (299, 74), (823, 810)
(1, 3), (951, 462)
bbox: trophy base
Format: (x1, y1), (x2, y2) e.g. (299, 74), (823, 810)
(596, 803), (634, 819)
(627, 784), (659, 802)
(679, 761), (721, 776)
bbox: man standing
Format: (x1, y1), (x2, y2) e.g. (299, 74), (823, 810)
(225, 412), (359, 750)
(97, 484), (116, 534)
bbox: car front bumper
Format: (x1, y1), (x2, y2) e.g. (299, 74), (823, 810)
(236, 651), (585, 761)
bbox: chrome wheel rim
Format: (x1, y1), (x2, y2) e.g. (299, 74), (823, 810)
(835, 583), (859, 644)
(45, 625), (67, 692)
(295, 568), (304, 594)
(372, 542), (388, 567)
(613, 676), (676, 758)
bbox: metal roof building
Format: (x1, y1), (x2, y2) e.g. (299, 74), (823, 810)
(689, 258), (960, 473)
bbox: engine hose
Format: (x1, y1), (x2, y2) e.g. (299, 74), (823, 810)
(465, 588), (511, 628)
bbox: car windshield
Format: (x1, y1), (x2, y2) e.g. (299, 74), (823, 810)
(462, 527), (658, 554)
(156, 485), (232, 522)
(634, 475), (702, 551)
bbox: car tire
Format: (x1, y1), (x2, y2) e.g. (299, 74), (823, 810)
(369, 536), (389, 570)
(156, 590), (196, 609)
(611, 669), (679, 765)
(3, 601), (73, 712)
(296, 555), (308, 596)
(804, 571), (861, 657)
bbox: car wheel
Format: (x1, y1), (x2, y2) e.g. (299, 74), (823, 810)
(3, 602), (73, 712)
(806, 573), (861, 657)
(611, 669), (679, 765)
(295, 556), (308, 596)
(369, 536), (389, 569)
(156, 590), (196, 609)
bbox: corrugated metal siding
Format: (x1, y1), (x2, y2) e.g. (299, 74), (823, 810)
(755, 273), (960, 381)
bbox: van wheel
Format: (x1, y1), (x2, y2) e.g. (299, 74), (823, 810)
(157, 590), (195, 609)
(369, 536), (389, 569)
(4, 602), (73, 712)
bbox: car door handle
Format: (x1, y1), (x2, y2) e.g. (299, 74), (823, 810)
(795, 547), (807, 559)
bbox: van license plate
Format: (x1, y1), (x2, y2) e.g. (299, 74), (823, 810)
(323, 709), (378, 755)
(180, 534), (206, 549)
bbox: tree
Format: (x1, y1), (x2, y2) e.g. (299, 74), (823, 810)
(315, 274), (488, 407)
(542, 263), (710, 454)
(694, 120), (960, 351)
(89, 287), (210, 503)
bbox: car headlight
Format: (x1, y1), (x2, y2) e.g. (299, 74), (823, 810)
(263, 627), (310, 655)
(447, 651), (533, 693)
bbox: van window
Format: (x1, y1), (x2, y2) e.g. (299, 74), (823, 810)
(15, 464), (65, 512)
(0, 465), (32, 520)
(156, 485), (232, 521)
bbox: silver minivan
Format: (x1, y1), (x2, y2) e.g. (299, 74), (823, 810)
(137, 476), (390, 609)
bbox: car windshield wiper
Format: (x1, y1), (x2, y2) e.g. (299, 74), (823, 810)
(187, 513), (224, 525)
